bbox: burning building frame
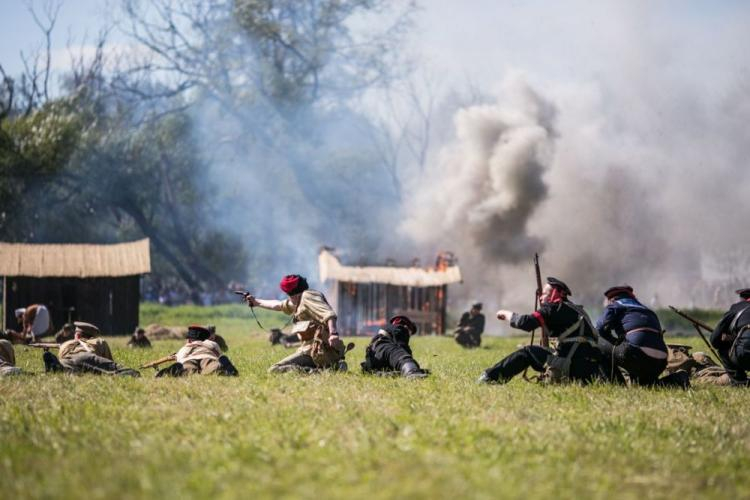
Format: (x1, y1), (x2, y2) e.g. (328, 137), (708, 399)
(318, 249), (462, 336)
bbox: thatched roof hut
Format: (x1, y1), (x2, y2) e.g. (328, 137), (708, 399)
(0, 239), (151, 335)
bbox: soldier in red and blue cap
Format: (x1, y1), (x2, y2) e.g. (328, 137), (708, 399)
(710, 287), (750, 382)
(596, 285), (688, 387)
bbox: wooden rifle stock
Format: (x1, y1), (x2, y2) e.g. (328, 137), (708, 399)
(140, 353), (177, 370)
(27, 343), (60, 350)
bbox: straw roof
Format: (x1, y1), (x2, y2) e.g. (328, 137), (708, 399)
(318, 249), (461, 287)
(0, 239), (151, 278)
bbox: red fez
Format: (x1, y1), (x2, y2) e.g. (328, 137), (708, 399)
(604, 285), (635, 299)
(279, 274), (309, 295)
(390, 315), (417, 335)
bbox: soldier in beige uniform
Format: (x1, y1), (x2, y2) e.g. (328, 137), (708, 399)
(155, 325), (238, 377)
(0, 335), (22, 376)
(42, 322), (140, 377)
(245, 274), (347, 373)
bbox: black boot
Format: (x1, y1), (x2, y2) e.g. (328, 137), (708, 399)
(156, 362), (186, 378)
(218, 356), (239, 376)
(657, 370), (690, 389)
(43, 351), (64, 373)
(400, 360), (428, 379)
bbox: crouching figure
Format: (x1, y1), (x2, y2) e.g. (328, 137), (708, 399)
(362, 316), (428, 379)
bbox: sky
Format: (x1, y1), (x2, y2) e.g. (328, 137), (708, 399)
(3, 0), (748, 97)
(3, 0), (750, 309)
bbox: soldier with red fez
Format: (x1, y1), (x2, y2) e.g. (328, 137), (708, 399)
(245, 274), (347, 373)
(478, 277), (604, 384)
(156, 325), (238, 377)
(42, 322), (140, 377)
(710, 288), (750, 382)
(361, 315), (428, 379)
(596, 285), (688, 387)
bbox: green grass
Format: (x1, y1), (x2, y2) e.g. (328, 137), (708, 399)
(1, 305), (749, 500)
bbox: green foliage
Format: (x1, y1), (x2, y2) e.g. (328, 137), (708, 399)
(1, 309), (749, 499)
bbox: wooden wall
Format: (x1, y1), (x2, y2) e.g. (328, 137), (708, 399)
(335, 282), (447, 336)
(3, 276), (141, 335)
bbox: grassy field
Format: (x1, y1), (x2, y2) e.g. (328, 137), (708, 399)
(2, 305), (749, 500)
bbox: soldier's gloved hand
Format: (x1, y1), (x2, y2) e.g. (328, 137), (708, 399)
(496, 309), (513, 321)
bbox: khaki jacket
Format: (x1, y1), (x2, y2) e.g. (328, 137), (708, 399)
(0, 339), (15, 367)
(280, 290), (337, 353)
(59, 338), (113, 361)
(175, 340), (221, 364)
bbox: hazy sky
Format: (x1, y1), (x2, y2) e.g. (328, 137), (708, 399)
(2, 0), (749, 97)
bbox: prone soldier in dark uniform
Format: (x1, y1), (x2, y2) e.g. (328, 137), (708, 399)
(478, 277), (604, 384)
(596, 285), (688, 387)
(710, 287), (750, 382)
(454, 303), (485, 348)
(362, 316), (428, 378)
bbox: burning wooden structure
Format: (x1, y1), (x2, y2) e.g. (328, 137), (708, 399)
(0, 239), (151, 335)
(318, 249), (462, 335)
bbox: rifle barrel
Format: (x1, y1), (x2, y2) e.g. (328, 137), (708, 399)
(667, 305), (732, 373)
(668, 306), (715, 332)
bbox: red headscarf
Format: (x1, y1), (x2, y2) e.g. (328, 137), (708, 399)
(279, 275), (308, 295)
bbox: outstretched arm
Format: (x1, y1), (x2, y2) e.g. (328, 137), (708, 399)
(244, 295), (284, 312)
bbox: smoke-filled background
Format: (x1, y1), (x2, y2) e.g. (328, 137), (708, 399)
(2, 0), (750, 311)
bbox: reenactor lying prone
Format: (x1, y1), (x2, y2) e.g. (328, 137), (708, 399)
(42, 322), (140, 377)
(152, 325), (238, 377)
(362, 316), (428, 379)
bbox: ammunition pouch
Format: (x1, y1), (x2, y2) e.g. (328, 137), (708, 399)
(291, 320), (321, 342)
(310, 334), (346, 368)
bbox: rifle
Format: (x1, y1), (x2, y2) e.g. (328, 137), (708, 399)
(668, 306), (731, 373)
(523, 253), (544, 381)
(27, 343), (60, 350)
(140, 353), (176, 370)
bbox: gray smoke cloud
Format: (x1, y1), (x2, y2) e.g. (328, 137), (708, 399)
(402, 74), (554, 263)
(401, 66), (750, 314)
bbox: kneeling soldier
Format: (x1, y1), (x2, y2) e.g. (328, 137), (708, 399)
(0, 334), (22, 376)
(245, 274), (348, 373)
(710, 287), (750, 382)
(362, 316), (428, 378)
(479, 277), (603, 384)
(596, 285), (688, 387)
(454, 302), (485, 348)
(156, 325), (238, 377)
(43, 322), (140, 377)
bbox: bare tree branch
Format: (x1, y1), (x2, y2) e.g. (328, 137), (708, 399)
(26, 0), (63, 101)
